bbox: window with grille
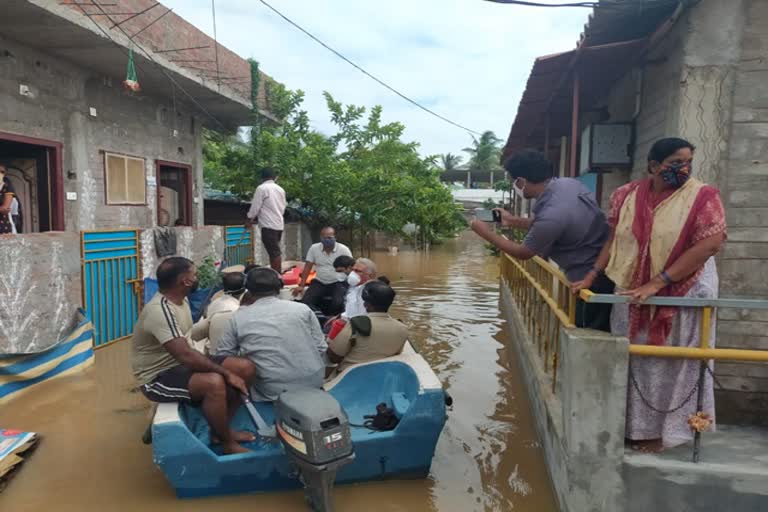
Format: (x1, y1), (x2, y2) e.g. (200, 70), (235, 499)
(104, 152), (146, 205)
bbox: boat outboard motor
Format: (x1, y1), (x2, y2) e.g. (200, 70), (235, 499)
(275, 388), (355, 512)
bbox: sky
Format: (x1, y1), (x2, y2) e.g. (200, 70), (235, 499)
(161, 0), (590, 159)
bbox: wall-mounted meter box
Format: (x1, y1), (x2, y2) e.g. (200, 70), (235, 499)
(579, 123), (633, 173)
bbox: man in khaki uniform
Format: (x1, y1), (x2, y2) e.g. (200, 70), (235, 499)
(132, 257), (256, 455)
(327, 281), (408, 373)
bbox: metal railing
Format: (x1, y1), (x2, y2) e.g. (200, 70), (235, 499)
(500, 252), (768, 462)
(500, 253), (576, 391)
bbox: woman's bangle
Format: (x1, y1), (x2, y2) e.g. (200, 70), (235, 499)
(659, 270), (674, 285)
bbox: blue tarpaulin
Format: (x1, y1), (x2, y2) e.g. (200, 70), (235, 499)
(143, 279), (219, 323)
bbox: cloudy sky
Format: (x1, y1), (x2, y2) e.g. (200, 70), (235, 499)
(162, 0), (590, 158)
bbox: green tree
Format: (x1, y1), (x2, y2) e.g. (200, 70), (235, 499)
(463, 130), (503, 175)
(203, 86), (463, 251)
(440, 153), (463, 172)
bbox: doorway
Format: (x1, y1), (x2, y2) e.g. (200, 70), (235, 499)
(156, 161), (192, 227)
(0, 133), (64, 232)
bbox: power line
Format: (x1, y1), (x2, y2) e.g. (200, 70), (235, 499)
(75, 1), (228, 130)
(484, 0), (597, 6)
(483, 0), (681, 9)
(256, 0), (482, 136)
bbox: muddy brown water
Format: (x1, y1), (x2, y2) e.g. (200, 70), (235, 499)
(0, 230), (557, 512)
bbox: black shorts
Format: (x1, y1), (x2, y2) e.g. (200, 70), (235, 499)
(261, 228), (283, 259)
(140, 355), (227, 403)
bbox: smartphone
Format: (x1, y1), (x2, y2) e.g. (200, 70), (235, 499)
(475, 208), (500, 223)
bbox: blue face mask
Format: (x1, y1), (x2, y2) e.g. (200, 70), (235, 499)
(321, 237), (336, 248)
(660, 162), (692, 188)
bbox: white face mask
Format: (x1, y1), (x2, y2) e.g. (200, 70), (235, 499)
(513, 179), (526, 200)
(347, 271), (361, 287)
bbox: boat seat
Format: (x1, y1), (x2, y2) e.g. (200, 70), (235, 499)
(391, 392), (410, 417)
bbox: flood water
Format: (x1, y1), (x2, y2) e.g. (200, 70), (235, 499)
(0, 230), (556, 512)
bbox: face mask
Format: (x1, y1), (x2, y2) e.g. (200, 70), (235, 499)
(513, 179), (526, 200)
(660, 162), (691, 188)
(347, 271), (361, 287)
(321, 237), (336, 248)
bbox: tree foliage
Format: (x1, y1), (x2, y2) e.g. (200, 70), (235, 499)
(203, 85), (464, 250)
(463, 130), (503, 173)
(440, 153), (463, 171)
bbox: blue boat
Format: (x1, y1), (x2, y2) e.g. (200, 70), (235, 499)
(151, 343), (448, 498)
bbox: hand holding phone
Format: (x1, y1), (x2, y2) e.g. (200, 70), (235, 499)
(474, 208), (501, 223)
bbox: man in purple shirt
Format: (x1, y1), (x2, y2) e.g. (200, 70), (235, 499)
(471, 150), (613, 331)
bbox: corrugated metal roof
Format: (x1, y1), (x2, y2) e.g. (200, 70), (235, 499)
(503, 38), (645, 159)
(502, 0), (682, 160)
(581, 0), (681, 46)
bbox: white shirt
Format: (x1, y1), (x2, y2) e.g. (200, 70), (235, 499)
(305, 242), (353, 284)
(207, 294), (241, 318)
(341, 284), (366, 321)
(9, 198), (18, 234)
(247, 180), (286, 231)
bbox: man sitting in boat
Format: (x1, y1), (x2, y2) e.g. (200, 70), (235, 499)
(190, 270), (247, 353)
(327, 280), (408, 373)
(292, 226), (353, 316)
(334, 255), (355, 276)
(132, 257), (257, 455)
(214, 268), (328, 401)
(342, 258), (380, 320)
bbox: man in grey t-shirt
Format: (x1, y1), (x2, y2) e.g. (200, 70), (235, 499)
(214, 268), (327, 401)
(471, 150), (614, 331)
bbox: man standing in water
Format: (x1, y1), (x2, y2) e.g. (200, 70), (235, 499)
(470, 150), (614, 331)
(245, 167), (287, 273)
(132, 257), (257, 454)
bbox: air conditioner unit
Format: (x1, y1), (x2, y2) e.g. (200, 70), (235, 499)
(579, 123), (633, 173)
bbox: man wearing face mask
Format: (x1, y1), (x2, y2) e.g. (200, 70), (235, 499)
(293, 226), (353, 316)
(132, 257), (257, 454)
(471, 149), (614, 331)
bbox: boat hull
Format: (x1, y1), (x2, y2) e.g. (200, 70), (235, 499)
(152, 351), (446, 498)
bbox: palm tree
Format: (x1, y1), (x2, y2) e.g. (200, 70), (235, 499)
(462, 130), (503, 173)
(440, 153), (463, 172)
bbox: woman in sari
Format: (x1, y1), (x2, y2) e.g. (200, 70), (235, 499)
(0, 164), (16, 234)
(572, 137), (727, 451)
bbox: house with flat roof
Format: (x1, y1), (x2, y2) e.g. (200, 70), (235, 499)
(1, 0), (274, 232)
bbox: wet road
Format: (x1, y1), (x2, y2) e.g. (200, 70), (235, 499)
(0, 230), (556, 512)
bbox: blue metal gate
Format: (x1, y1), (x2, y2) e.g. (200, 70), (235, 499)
(224, 225), (254, 267)
(81, 230), (142, 348)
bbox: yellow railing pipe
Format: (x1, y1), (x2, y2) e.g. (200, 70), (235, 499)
(504, 254), (575, 328)
(629, 345), (768, 362)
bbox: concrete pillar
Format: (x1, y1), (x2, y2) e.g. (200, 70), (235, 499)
(559, 328), (629, 511)
(466, 170), (471, 189)
(192, 116), (205, 227)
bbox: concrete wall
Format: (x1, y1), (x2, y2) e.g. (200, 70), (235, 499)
(0, 232), (81, 354)
(0, 33), (205, 231)
(500, 283), (629, 512)
(140, 226), (224, 280)
(596, 0), (768, 424)
(501, 279), (768, 512)
(139, 222), (309, 278)
(716, 0), (768, 423)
